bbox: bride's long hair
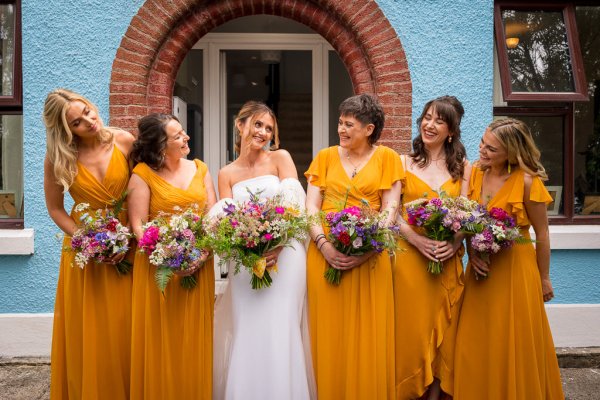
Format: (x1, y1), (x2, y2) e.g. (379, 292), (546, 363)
(233, 101), (279, 156)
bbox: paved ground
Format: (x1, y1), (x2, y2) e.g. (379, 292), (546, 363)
(0, 353), (599, 400)
(1, 305), (598, 398)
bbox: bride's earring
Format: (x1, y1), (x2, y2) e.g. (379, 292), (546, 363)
(263, 141), (272, 151)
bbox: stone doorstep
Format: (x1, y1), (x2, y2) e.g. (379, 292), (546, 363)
(1, 348), (599, 369)
(557, 347), (600, 368)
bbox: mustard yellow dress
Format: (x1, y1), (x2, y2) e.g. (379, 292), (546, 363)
(129, 160), (214, 400)
(393, 165), (465, 399)
(50, 145), (133, 400)
(305, 145), (402, 400)
(454, 167), (564, 399)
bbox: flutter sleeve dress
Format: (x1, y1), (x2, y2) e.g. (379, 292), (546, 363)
(50, 145), (133, 400)
(453, 166), (564, 400)
(129, 159), (215, 400)
(393, 164), (465, 399)
(305, 145), (403, 400)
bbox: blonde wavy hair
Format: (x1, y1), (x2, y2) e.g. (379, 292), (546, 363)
(484, 118), (548, 180)
(233, 101), (279, 155)
(43, 89), (114, 192)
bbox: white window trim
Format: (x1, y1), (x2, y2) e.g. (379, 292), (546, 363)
(540, 225), (600, 250)
(0, 228), (34, 255)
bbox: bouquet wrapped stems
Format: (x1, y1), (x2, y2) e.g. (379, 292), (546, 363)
(324, 263), (342, 286)
(114, 259), (133, 275)
(251, 257), (275, 290)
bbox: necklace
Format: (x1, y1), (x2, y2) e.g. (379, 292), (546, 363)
(346, 148), (372, 178)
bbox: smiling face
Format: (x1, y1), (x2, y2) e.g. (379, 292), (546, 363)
(338, 114), (373, 150)
(238, 112), (275, 151)
(65, 100), (101, 139)
(164, 119), (190, 160)
(479, 128), (508, 169)
(419, 105), (452, 148)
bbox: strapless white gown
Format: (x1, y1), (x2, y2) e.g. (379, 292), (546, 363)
(212, 175), (315, 400)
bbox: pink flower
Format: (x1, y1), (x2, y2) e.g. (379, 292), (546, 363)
(139, 225), (160, 252)
(275, 206), (285, 214)
(344, 206), (361, 217)
(263, 233), (273, 241)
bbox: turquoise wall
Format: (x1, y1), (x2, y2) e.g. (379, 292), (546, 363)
(0, 0), (594, 312)
(0, 0), (145, 313)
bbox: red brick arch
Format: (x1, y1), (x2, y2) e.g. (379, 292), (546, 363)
(110, 0), (412, 152)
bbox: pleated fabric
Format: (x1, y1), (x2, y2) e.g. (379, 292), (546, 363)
(394, 170), (465, 399)
(50, 145), (133, 400)
(305, 145), (402, 400)
(454, 166), (564, 400)
(129, 160), (214, 400)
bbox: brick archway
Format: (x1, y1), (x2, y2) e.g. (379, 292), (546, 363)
(110, 0), (412, 151)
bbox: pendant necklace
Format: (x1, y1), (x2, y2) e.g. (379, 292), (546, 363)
(346, 148), (372, 178)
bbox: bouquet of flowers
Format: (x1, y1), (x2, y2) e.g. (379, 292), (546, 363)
(322, 200), (400, 285)
(70, 195), (132, 275)
(469, 207), (524, 280)
(138, 206), (208, 293)
(405, 194), (484, 274)
(204, 190), (310, 290)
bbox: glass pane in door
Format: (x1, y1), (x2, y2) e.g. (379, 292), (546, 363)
(174, 49), (204, 161)
(224, 50), (312, 187)
(328, 51), (354, 147)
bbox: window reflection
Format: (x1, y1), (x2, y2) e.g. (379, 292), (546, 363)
(502, 9), (574, 93)
(0, 4), (14, 97)
(575, 6), (600, 215)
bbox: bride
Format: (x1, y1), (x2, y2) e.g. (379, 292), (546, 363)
(211, 101), (315, 399)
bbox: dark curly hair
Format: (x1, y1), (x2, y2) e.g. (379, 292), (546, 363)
(130, 113), (178, 170)
(338, 94), (385, 145)
(411, 95), (466, 181)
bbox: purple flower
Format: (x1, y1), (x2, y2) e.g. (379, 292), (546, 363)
(223, 202), (236, 215)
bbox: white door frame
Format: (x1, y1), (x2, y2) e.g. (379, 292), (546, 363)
(193, 33), (334, 178)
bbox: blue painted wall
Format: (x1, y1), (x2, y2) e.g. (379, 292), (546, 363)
(0, 0), (595, 312)
(0, 0), (145, 313)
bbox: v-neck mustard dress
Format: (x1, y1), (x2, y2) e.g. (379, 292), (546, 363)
(129, 160), (214, 400)
(305, 145), (403, 400)
(50, 145), (133, 400)
(453, 166), (564, 400)
(393, 165), (465, 399)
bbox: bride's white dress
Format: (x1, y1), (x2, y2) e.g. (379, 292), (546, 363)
(212, 175), (314, 400)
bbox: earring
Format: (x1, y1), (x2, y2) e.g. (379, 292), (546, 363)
(507, 162), (511, 174)
(448, 136), (453, 143)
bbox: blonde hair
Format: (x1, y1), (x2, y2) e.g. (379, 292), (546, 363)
(43, 89), (114, 192)
(233, 101), (279, 155)
(485, 118), (548, 180)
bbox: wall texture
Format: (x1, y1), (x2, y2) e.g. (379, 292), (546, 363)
(0, 0), (145, 313)
(0, 0), (595, 313)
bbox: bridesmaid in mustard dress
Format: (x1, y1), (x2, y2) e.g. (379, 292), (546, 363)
(127, 113), (217, 399)
(305, 94), (402, 399)
(394, 96), (470, 400)
(454, 118), (564, 399)
(43, 89), (135, 399)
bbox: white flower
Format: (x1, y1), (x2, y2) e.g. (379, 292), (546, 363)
(74, 203), (90, 212)
(352, 237), (363, 248)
